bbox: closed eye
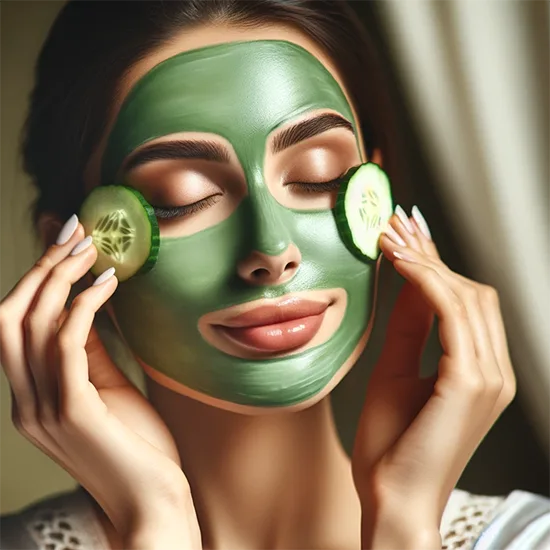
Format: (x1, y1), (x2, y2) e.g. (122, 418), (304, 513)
(152, 194), (222, 220)
(285, 177), (343, 194)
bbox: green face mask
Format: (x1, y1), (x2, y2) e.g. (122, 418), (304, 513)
(101, 40), (378, 408)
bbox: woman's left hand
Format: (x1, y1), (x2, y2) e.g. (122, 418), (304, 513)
(352, 206), (517, 549)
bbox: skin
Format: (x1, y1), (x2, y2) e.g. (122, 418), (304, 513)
(0, 21), (516, 550)
(98, 38), (379, 411)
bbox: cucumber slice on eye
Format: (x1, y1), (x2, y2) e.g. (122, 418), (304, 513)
(79, 185), (159, 281)
(334, 163), (393, 262)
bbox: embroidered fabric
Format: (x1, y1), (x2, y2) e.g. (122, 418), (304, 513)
(441, 492), (505, 549)
(5, 486), (535, 550)
(14, 487), (109, 550)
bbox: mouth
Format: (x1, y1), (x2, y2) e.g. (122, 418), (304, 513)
(213, 298), (331, 353)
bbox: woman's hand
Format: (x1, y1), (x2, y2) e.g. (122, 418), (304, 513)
(0, 216), (201, 549)
(352, 206), (516, 549)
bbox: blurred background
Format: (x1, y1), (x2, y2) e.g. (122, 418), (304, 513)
(1, 0), (548, 514)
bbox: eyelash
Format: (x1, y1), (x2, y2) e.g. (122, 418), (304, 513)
(152, 194), (221, 220)
(286, 176), (343, 193)
(151, 177), (343, 220)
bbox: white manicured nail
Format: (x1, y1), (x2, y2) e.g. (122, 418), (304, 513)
(411, 205), (432, 240)
(393, 251), (417, 263)
(70, 236), (93, 256)
(93, 267), (116, 286)
(56, 214), (78, 245)
(394, 205), (414, 234)
(384, 225), (407, 247)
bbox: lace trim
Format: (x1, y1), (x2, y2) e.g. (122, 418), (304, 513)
(14, 487), (507, 550)
(442, 493), (505, 550)
(20, 488), (109, 550)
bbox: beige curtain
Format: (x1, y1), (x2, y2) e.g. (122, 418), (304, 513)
(378, 0), (549, 450)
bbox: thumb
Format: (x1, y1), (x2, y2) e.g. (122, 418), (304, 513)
(58, 307), (130, 390)
(354, 279), (435, 470)
(85, 322), (131, 389)
(375, 278), (434, 378)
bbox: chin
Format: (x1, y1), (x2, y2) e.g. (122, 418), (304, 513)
(140, 323), (371, 416)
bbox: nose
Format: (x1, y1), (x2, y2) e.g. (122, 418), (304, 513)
(237, 243), (302, 286)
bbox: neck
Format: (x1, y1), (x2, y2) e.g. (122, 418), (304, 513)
(145, 376), (361, 550)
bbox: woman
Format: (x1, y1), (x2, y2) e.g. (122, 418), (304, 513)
(1, 1), (548, 549)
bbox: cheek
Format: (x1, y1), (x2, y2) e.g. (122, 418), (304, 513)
(293, 211), (376, 334)
(152, 234), (240, 308)
(110, 217), (247, 339)
(148, 206), (252, 309)
(112, 207), (375, 340)
(294, 210), (370, 286)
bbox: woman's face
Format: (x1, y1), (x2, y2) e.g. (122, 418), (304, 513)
(87, 23), (382, 414)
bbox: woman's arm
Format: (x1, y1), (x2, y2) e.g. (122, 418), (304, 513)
(90, 485), (196, 549)
(352, 206), (516, 549)
(0, 217), (201, 548)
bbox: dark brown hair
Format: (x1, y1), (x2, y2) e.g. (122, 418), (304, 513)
(22, 0), (399, 225)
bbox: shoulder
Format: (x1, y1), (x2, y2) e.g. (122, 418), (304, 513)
(0, 486), (110, 550)
(442, 488), (550, 550)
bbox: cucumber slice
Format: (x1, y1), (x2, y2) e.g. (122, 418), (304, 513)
(80, 185), (159, 281)
(334, 163), (393, 262)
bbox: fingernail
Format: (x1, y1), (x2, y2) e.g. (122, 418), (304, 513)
(411, 205), (432, 240)
(56, 214), (78, 245)
(393, 251), (418, 263)
(384, 225), (407, 247)
(70, 236), (93, 256)
(394, 205), (415, 234)
(93, 267), (116, 286)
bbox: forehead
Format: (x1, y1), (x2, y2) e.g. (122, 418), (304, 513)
(101, 40), (354, 184)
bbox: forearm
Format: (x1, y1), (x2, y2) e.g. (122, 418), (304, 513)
(123, 512), (198, 550)
(360, 496), (441, 550)
(94, 496), (196, 550)
(361, 519), (441, 550)
(125, 526), (196, 550)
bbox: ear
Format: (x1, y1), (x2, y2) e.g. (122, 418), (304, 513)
(36, 212), (64, 251)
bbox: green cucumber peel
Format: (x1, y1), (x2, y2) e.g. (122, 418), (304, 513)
(80, 185), (159, 281)
(334, 162), (394, 262)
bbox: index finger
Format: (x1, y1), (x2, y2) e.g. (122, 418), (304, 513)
(388, 248), (476, 364)
(1, 217), (84, 314)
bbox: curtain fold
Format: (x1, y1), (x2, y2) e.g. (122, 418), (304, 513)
(378, 0), (549, 450)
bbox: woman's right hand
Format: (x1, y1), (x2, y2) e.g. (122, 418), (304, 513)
(0, 216), (201, 548)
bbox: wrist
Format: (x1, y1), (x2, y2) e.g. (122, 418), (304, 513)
(362, 519), (441, 550)
(361, 523), (442, 550)
(95, 467), (190, 536)
(361, 497), (441, 550)
(120, 488), (195, 549)
(123, 518), (193, 550)
(122, 507), (195, 550)
(124, 525), (194, 550)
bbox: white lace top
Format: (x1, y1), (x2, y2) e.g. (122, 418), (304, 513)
(1, 486), (549, 549)
(1, 489), (109, 550)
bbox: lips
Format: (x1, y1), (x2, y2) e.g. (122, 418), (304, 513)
(214, 299), (330, 353)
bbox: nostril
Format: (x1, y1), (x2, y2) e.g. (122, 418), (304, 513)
(252, 268), (270, 279)
(285, 261), (299, 272)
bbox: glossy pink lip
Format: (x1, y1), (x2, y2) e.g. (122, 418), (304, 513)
(222, 299), (329, 328)
(213, 299), (330, 353)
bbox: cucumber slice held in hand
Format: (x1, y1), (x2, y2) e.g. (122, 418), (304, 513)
(80, 185), (159, 281)
(334, 163), (393, 262)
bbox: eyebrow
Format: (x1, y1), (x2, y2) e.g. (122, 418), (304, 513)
(271, 113), (354, 154)
(121, 113), (354, 174)
(122, 140), (231, 174)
